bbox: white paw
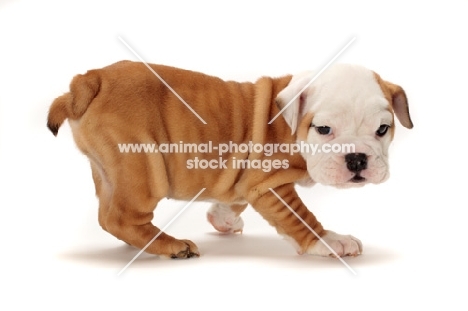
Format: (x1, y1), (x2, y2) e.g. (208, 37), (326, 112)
(307, 230), (363, 257)
(207, 203), (244, 234)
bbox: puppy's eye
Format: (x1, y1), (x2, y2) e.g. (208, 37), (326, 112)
(313, 125), (332, 135)
(376, 124), (390, 137)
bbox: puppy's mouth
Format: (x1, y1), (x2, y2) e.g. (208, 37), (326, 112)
(350, 174), (366, 183)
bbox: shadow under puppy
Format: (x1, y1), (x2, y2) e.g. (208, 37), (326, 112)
(47, 61), (412, 259)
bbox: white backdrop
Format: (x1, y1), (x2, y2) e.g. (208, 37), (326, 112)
(1, 0), (467, 310)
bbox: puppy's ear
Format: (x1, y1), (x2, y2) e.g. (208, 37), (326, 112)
(384, 81), (414, 129)
(275, 72), (314, 134)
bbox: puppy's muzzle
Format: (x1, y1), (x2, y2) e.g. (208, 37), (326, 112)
(345, 153), (367, 183)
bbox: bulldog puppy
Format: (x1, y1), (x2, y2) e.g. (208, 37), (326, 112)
(47, 61), (412, 259)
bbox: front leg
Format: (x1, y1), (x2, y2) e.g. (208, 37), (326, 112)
(249, 184), (362, 257)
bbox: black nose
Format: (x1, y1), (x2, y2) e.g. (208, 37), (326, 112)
(345, 153), (368, 173)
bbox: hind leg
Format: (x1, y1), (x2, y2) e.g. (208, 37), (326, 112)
(207, 203), (247, 234)
(100, 157), (199, 258)
(105, 191), (199, 258)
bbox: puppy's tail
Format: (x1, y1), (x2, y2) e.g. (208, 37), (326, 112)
(47, 71), (101, 136)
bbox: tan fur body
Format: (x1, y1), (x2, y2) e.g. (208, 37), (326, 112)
(48, 61), (327, 258)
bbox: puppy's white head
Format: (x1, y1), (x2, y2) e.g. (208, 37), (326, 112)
(276, 64), (413, 188)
